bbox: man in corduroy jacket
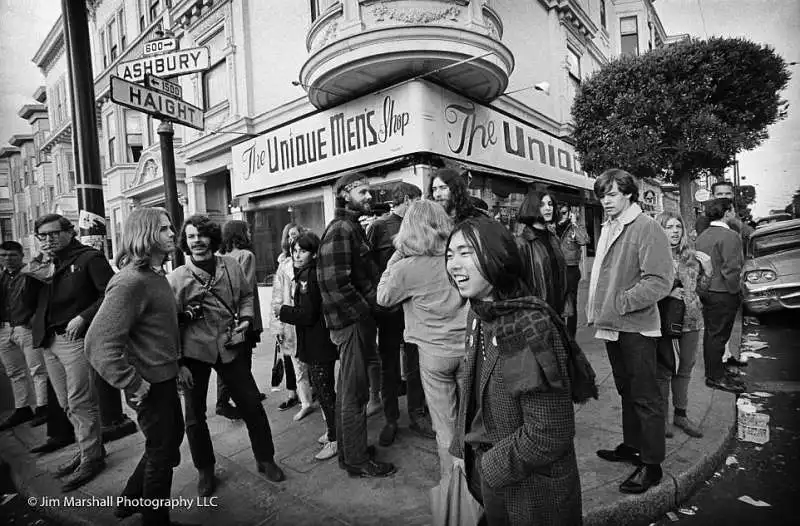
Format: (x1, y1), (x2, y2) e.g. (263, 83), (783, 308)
(587, 169), (674, 495)
(317, 172), (396, 478)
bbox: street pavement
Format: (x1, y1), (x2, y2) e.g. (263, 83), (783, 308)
(0, 280), (738, 526)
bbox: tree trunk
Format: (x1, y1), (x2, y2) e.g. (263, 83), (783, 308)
(678, 174), (696, 232)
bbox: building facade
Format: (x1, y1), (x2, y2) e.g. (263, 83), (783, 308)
(19, 0), (678, 281)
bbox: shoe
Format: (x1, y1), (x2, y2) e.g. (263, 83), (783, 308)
(726, 357), (748, 367)
(597, 444), (642, 464)
(293, 405), (315, 422)
(318, 432), (330, 445)
(197, 467), (216, 497)
(215, 404), (242, 420)
(257, 460), (286, 482)
(259, 392), (267, 401)
(366, 398), (382, 417)
(55, 453), (82, 478)
(29, 406), (48, 428)
(114, 502), (138, 519)
(344, 459), (397, 478)
(315, 441), (338, 461)
(0, 407), (34, 431)
(409, 415), (436, 440)
(338, 445), (376, 470)
(279, 396), (299, 411)
(674, 415), (704, 438)
(379, 422), (398, 446)
(61, 458), (105, 492)
(665, 425), (674, 438)
(619, 464), (663, 494)
(30, 436), (75, 454)
(706, 376), (745, 394)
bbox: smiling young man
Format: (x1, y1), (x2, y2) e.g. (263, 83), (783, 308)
(587, 169), (674, 495)
(85, 208), (184, 524)
(317, 172), (396, 478)
(167, 215), (284, 496)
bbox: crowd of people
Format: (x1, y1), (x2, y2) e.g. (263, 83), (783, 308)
(0, 166), (749, 525)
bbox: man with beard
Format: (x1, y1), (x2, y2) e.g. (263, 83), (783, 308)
(168, 215), (284, 496)
(317, 173), (396, 478)
(366, 182), (435, 446)
(428, 168), (482, 224)
(85, 208), (185, 525)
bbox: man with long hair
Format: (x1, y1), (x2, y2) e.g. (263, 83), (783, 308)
(428, 168), (481, 224)
(366, 182), (435, 446)
(588, 169), (674, 495)
(85, 208), (185, 524)
(317, 172), (396, 478)
(168, 215), (284, 497)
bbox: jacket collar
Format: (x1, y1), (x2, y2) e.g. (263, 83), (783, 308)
(710, 220), (730, 230)
(603, 202), (641, 228)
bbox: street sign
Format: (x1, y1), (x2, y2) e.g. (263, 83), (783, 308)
(110, 76), (204, 131)
(143, 37), (177, 56)
(116, 47), (209, 82)
(144, 73), (183, 99)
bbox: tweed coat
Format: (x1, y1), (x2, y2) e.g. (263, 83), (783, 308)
(450, 297), (582, 526)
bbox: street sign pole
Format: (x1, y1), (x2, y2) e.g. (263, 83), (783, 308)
(61, 0), (136, 440)
(158, 120), (185, 266)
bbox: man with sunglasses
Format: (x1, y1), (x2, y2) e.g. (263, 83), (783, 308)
(26, 214), (109, 492)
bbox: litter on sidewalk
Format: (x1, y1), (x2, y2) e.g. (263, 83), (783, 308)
(736, 398), (770, 444)
(738, 495), (771, 507)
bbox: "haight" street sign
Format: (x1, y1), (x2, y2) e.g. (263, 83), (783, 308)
(116, 47), (209, 82)
(111, 76), (204, 131)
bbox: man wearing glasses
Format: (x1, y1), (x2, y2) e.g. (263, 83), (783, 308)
(26, 214), (110, 492)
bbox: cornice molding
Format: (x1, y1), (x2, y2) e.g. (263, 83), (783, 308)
(32, 15), (64, 73)
(538, 0), (598, 39)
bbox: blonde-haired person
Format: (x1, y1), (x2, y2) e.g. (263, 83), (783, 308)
(86, 208), (184, 523)
(377, 200), (469, 479)
(656, 211), (713, 438)
(271, 222), (314, 420)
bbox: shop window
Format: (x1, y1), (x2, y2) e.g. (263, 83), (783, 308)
(125, 110), (143, 162)
(620, 16), (639, 57)
(202, 30), (227, 110)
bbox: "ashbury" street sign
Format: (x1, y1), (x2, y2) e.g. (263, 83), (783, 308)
(111, 76), (204, 131)
(116, 47), (209, 83)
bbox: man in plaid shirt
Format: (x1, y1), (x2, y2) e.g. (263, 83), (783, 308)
(317, 172), (397, 478)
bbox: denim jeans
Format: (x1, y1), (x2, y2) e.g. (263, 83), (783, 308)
(183, 351), (276, 469)
(42, 335), (103, 463)
(657, 330), (700, 414)
(606, 332), (665, 465)
(376, 311), (404, 423)
(0, 324), (47, 408)
(121, 379), (184, 526)
(330, 318), (378, 466)
(701, 292), (740, 381)
(46, 378), (75, 442)
(418, 349), (464, 479)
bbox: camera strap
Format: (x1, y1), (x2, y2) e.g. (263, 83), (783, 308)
(189, 262), (238, 321)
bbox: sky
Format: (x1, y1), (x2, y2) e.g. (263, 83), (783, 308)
(0, 0), (798, 216)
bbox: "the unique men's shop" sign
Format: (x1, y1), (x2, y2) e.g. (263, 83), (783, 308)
(231, 81), (591, 196)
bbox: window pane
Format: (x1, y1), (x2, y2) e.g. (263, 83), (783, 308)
(203, 61), (227, 109)
(621, 34), (639, 56)
(620, 16), (637, 35)
(567, 48), (581, 79)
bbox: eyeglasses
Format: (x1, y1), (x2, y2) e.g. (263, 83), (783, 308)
(35, 231), (65, 241)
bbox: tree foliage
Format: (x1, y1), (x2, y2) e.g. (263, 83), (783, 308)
(572, 37), (790, 220)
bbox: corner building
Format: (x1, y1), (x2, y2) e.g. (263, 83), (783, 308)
(38, 0), (676, 284)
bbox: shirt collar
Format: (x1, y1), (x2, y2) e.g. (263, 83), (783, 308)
(604, 202), (642, 227)
(710, 220), (730, 230)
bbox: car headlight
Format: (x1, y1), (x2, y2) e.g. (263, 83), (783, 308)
(745, 270), (777, 283)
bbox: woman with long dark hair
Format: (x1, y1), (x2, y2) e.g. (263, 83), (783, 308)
(656, 212), (712, 439)
(215, 220), (265, 419)
(516, 191), (568, 316)
(446, 217), (581, 526)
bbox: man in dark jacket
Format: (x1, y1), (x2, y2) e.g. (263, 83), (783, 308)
(695, 198), (746, 394)
(26, 214), (109, 492)
(317, 172), (396, 478)
(366, 182), (435, 446)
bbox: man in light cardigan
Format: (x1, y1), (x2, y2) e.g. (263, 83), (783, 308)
(587, 169), (674, 495)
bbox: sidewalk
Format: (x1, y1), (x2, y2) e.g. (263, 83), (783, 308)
(0, 282), (737, 526)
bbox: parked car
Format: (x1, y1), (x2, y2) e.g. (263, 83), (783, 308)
(741, 218), (800, 314)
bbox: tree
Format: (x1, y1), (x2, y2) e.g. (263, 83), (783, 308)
(572, 37), (790, 224)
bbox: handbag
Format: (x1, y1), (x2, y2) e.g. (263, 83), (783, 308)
(430, 463), (483, 526)
(271, 341), (285, 388)
(658, 279), (685, 338)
